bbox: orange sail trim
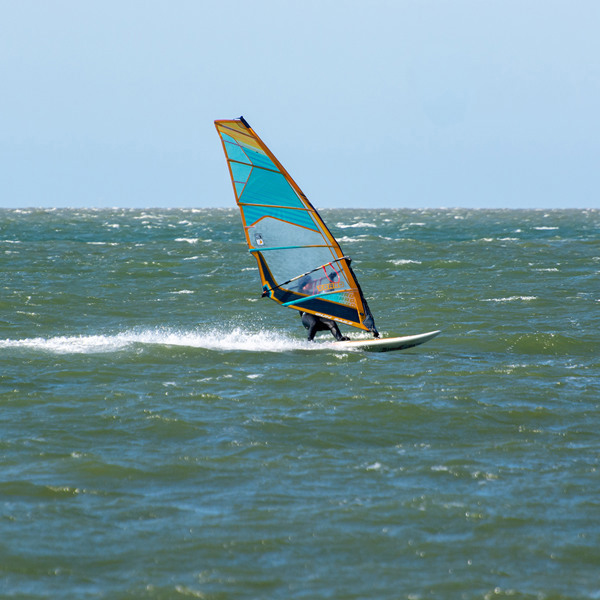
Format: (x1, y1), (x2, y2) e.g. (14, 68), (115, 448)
(215, 117), (378, 334)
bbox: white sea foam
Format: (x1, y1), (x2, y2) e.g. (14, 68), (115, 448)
(431, 465), (450, 472)
(390, 259), (422, 265)
(366, 462), (382, 471)
(335, 222), (377, 229)
(133, 213), (164, 220)
(481, 296), (537, 303)
(0, 328), (317, 354)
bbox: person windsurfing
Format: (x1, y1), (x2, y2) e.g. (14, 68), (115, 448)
(298, 276), (350, 342)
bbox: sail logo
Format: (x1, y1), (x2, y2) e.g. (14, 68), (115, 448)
(316, 281), (342, 292)
(254, 233), (264, 246)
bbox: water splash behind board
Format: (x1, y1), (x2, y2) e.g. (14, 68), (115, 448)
(0, 327), (319, 354)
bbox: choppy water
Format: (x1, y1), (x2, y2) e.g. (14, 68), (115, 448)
(1, 208), (599, 599)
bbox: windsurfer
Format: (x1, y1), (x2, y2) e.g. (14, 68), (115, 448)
(300, 312), (350, 342)
(298, 277), (349, 342)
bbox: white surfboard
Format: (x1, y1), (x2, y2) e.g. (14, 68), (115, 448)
(331, 330), (441, 353)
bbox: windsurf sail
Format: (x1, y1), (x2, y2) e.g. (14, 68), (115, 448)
(214, 116), (378, 335)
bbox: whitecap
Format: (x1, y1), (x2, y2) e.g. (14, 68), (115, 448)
(390, 259), (422, 265)
(133, 213), (164, 220)
(481, 296), (537, 302)
(335, 222), (377, 229)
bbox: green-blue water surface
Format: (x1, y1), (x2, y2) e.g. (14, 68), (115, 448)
(1, 208), (599, 599)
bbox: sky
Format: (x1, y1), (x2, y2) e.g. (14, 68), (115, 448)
(1, 0), (599, 209)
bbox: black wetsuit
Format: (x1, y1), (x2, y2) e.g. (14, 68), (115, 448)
(300, 312), (349, 342)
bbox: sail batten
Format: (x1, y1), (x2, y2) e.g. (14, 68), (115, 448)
(215, 116), (378, 334)
(239, 202), (317, 213)
(249, 245), (333, 252)
(229, 161), (281, 176)
(281, 288), (355, 307)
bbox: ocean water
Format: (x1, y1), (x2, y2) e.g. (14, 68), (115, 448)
(1, 207), (598, 600)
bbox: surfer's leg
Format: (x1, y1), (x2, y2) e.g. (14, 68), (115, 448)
(301, 313), (319, 341)
(324, 319), (349, 342)
(306, 323), (318, 341)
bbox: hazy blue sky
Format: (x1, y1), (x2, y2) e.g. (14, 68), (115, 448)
(2, 0), (599, 209)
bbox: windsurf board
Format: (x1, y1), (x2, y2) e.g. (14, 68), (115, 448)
(331, 330), (441, 353)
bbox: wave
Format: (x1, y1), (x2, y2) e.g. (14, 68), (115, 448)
(481, 296), (537, 303)
(335, 221), (377, 229)
(389, 259), (422, 265)
(0, 327), (319, 355)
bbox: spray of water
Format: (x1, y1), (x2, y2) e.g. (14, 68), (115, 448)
(0, 327), (329, 354)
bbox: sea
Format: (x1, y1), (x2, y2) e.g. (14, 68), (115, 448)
(1, 207), (598, 600)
